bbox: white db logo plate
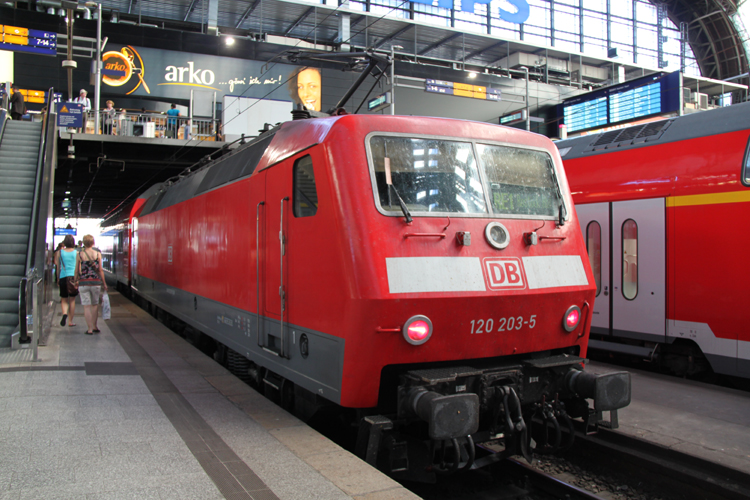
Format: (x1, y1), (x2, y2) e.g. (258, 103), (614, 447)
(483, 257), (527, 290)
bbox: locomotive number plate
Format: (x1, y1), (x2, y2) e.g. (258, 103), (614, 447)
(469, 315), (536, 334)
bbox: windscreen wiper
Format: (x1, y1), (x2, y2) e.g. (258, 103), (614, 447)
(384, 155), (412, 224)
(389, 184), (413, 224)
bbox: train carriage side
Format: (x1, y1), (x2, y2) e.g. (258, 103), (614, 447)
(557, 102), (750, 378)
(129, 114), (631, 475)
(101, 185), (161, 290)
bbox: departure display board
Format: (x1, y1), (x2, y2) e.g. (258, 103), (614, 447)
(0, 25), (57, 56)
(425, 79), (501, 101)
(609, 81), (662, 122)
(558, 71), (681, 134)
(563, 97), (607, 133)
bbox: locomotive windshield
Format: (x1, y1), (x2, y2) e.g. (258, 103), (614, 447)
(368, 135), (564, 218)
(476, 144), (563, 217)
(369, 136), (488, 215)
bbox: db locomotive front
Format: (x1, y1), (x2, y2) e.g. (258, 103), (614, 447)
(109, 114), (631, 479)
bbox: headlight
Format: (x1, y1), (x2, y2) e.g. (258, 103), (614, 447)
(485, 222), (510, 249)
(403, 315), (433, 345)
(563, 305), (581, 332)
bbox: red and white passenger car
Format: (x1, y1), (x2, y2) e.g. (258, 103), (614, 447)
(558, 101), (750, 379)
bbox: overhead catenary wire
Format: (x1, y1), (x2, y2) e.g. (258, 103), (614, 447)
(103, 1), (412, 220)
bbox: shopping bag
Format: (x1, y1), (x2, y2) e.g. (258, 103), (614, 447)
(101, 290), (111, 320)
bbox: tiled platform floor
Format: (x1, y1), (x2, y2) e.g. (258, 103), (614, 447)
(0, 292), (420, 500)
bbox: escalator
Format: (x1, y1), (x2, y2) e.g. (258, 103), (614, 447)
(0, 119), (44, 346)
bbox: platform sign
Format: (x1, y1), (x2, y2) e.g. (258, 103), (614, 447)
(425, 79), (501, 102)
(0, 25), (57, 56)
(55, 228), (77, 236)
(368, 92), (391, 112)
(500, 109), (527, 126)
(56, 102), (84, 128)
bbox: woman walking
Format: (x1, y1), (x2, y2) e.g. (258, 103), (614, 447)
(76, 234), (107, 335)
(55, 235), (77, 327)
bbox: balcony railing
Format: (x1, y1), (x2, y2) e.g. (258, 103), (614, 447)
(72, 110), (223, 142)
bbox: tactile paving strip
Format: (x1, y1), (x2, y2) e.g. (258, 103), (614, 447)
(108, 320), (280, 500)
(84, 361), (139, 375)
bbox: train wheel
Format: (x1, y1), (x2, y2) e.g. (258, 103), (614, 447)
(226, 348), (254, 384)
(214, 343), (227, 365)
(280, 378), (295, 413)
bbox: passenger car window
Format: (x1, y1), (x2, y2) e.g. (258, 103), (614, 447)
(293, 155), (318, 217)
(586, 221), (601, 296)
(476, 144), (563, 217)
(622, 219), (638, 300)
(369, 136), (487, 215)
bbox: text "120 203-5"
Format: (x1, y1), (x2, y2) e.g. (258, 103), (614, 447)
(470, 315), (537, 334)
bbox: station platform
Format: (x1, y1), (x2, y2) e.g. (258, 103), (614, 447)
(2, 290), (749, 498)
(0, 291), (420, 500)
(586, 360), (750, 474)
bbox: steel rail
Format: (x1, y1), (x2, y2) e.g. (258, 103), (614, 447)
(504, 458), (608, 500)
(574, 428), (750, 500)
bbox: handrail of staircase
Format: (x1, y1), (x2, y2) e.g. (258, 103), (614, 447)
(17, 89), (56, 347)
(17, 268), (38, 344)
(0, 109), (8, 141)
(25, 89), (56, 272)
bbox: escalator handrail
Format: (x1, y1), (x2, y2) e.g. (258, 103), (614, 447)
(0, 109), (8, 142)
(25, 89), (56, 271)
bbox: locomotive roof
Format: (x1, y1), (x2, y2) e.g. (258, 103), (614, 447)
(137, 114), (557, 218)
(255, 114), (556, 174)
(556, 100), (750, 161)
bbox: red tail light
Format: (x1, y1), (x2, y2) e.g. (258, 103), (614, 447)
(403, 315), (433, 345)
(563, 306), (581, 332)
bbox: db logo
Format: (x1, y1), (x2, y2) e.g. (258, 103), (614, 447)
(483, 258), (526, 290)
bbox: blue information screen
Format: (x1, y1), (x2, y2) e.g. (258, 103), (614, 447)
(558, 72), (681, 134)
(563, 97), (608, 133)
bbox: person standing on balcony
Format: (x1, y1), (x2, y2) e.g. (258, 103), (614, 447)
(9, 84), (25, 120)
(166, 103), (180, 138)
(102, 100), (116, 135)
(73, 89), (91, 111)
(72, 89), (91, 133)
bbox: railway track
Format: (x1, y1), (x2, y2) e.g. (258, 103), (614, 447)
(568, 428), (750, 500)
(506, 458), (609, 500)
(131, 295), (750, 500)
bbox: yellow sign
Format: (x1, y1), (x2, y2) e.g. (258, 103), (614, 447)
(4, 34), (28, 46)
(3, 25), (28, 36)
(20, 89), (46, 104)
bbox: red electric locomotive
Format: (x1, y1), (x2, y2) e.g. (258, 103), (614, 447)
(105, 112), (630, 477)
(557, 101), (750, 380)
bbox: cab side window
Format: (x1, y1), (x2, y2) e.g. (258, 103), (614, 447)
(293, 155), (318, 218)
(743, 135), (750, 187)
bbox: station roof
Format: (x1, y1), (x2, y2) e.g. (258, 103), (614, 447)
(89, 0), (748, 85)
